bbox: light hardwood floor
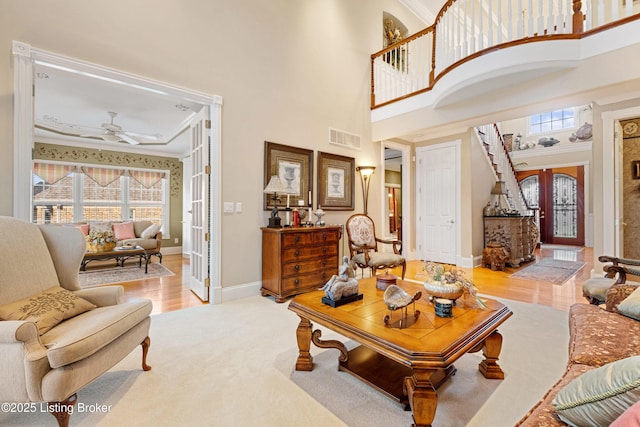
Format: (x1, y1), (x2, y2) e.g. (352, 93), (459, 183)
(116, 245), (593, 314)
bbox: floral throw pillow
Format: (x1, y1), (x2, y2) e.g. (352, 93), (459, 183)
(0, 286), (96, 335)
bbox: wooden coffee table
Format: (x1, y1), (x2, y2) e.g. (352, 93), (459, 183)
(81, 246), (153, 273)
(288, 277), (512, 427)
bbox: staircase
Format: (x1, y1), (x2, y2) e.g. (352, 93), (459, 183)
(475, 124), (536, 216)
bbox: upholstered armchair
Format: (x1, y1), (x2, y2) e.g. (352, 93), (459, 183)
(0, 217), (152, 427)
(345, 214), (406, 279)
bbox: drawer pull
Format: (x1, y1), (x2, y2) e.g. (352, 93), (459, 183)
(323, 247), (327, 253)
(294, 279), (300, 286)
(322, 234), (327, 240)
(322, 260), (327, 266)
(294, 265), (300, 271)
(321, 272), (327, 280)
(294, 236), (300, 243)
(294, 250), (300, 257)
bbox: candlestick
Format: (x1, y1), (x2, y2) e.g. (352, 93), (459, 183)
(308, 190), (312, 205)
(286, 194), (290, 208)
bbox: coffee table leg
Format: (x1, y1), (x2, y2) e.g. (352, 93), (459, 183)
(404, 368), (438, 427)
(478, 330), (505, 379)
(295, 316), (314, 371)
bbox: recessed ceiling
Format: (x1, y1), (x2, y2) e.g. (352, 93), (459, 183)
(34, 62), (206, 156)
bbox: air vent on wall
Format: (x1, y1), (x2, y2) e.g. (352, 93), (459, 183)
(329, 128), (361, 150)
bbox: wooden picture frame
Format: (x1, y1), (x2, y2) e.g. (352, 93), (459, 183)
(317, 151), (355, 210)
(264, 141), (314, 210)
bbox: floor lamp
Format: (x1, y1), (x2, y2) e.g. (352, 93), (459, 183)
(356, 166), (375, 215)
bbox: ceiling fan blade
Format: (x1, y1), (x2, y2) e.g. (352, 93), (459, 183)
(100, 133), (120, 142)
(118, 133), (140, 145)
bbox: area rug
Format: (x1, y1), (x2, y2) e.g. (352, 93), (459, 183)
(0, 295), (569, 427)
(510, 258), (585, 285)
(78, 263), (174, 287)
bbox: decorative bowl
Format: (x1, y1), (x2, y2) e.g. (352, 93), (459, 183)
(87, 241), (116, 252)
(423, 281), (464, 301)
(537, 137), (560, 147)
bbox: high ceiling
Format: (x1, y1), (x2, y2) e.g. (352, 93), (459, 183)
(34, 62), (206, 156)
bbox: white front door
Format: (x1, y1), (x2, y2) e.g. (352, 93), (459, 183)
(416, 142), (459, 264)
(189, 107), (210, 301)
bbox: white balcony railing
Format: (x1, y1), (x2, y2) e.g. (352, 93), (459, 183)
(372, 0), (640, 108)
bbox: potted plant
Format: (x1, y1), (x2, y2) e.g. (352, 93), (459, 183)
(422, 261), (487, 308)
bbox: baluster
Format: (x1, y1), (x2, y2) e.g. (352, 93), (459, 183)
(528, 0), (534, 36)
(611, 0), (619, 21)
(548, 0), (555, 33)
(556, 0), (566, 33)
(455, 3), (461, 61)
(597, 0), (605, 27)
(471, 0), (477, 54)
(626, 0), (633, 18)
(497, 0), (503, 44)
(507, 0), (513, 42)
(462, 0), (468, 57)
(486, 0), (492, 47)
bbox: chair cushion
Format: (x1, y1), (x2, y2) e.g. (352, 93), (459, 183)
(353, 252), (405, 267)
(42, 298), (152, 368)
(0, 286), (96, 335)
(112, 221), (136, 240)
(553, 356), (640, 427)
(569, 304), (640, 367)
(582, 277), (617, 303)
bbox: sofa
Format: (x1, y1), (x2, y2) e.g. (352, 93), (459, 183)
(517, 282), (640, 426)
(0, 216), (153, 427)
(76, 220), (163, 262)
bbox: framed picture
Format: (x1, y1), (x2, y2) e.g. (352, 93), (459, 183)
(317, 151), (355, 210)
(264, 141), (314, 210)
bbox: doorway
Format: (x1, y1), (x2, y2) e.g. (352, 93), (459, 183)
(518, 166), (585, 246)
(13, 41), (223, 303)
(382, 141), (412, 258)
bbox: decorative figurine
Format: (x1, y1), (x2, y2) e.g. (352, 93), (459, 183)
(314, 205), (325, 226)
(383, 285), (421, 328)
(321, 256), (359, 301)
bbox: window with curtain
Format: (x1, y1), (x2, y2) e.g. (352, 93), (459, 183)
(32, 162), (169, 233)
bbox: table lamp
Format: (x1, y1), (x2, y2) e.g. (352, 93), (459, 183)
(263, 175), (289, 228)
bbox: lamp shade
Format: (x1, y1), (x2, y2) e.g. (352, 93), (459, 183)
(263, 175), (289, 194)
(491, 181), (507, 195)
(356, 166), (376, 177)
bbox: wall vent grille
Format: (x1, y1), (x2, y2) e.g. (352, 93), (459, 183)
(329, 128), (361, 150)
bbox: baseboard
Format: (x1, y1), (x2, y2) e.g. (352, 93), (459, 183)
(161, 246), (182, 255)
(221, 281), (262, 303)
(456, 255), (476, 268)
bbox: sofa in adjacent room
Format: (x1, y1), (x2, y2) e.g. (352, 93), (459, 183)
(76, 220), (163, 262)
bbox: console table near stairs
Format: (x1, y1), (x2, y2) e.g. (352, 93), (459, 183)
(483, 215), (537, 267)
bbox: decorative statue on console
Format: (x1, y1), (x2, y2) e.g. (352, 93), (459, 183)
(321, 256), (359, 300)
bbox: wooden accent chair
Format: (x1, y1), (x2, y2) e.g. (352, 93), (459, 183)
(582, 255), (640, 305)
(345, 214), (406, 279)
(0, 217), (152, 427)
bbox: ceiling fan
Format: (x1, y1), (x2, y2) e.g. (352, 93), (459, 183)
(86, 111), (154, 145)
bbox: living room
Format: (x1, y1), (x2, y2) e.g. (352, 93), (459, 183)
(2, 0), (640, 426)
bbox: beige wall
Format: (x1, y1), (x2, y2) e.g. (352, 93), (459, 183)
(0, 0), (423, 291)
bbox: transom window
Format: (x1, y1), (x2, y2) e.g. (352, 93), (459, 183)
(32, 162), (169, 235)
(529, 108), (575, 135)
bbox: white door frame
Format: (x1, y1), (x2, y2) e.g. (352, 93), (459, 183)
(381, 140), (413, 259)
(12, 40), (223, 303)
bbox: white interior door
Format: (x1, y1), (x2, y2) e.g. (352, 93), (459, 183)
(190, 107), (210, 301)
(416, 142), (459, 264)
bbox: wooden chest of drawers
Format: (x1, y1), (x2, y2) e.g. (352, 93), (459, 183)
(261, 226), (341, 303)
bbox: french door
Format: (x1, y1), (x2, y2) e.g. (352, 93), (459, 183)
(518, 166), (584, 246)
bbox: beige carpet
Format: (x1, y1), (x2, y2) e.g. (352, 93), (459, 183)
(78, 263), (174, 287)
(0, 295), (569, 427)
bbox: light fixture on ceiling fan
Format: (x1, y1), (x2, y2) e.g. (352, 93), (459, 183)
(97, 111), (142, 145)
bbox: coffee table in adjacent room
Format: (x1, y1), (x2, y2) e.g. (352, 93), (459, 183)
(288, 277), (513, 427)
(81, 246), (154, 273)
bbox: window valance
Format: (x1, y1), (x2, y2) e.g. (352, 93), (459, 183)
(128, 170), (166, 188)
(34, 162), (168, 188)
(81, 166), (125, 187)
(33, 163), (76, 185)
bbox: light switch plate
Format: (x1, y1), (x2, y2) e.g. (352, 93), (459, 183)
(235, 202), (242, 213)
(223, 202), (234, 213)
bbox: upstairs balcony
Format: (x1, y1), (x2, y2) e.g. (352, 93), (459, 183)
(371, 0), (640, 139)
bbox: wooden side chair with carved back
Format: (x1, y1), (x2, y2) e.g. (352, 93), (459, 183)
(345, 214), (406, 280)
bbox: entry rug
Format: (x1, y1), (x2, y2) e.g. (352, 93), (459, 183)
(510, 258), (585, 285)
(79, 263), (174, 287)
